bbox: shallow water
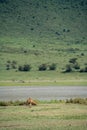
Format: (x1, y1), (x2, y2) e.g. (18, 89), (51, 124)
(0, 86), (87, 101)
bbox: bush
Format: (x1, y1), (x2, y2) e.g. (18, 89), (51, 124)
(6, 64), (10, 70)
(81, 53), (84, 56)
(6, 60), (17, 70)
(49, 63), (56, 70)
(7, 60), (11, 63)
(79, 66), (87, 73)
(0, 101), (8, 106)
(23, 64), (31, 71)
(0, 0), (8, 3)
(18, 64), (31, 71)
(73, 62), (80, 70)
(66, 98), (87, 105)
(38, 64), (47, 71)
(64, 64), (72, 73)
(13, 100), (25, 106)
(11, 64), (17, 69)
(85, 67), (87, 72)
(18, 65), (23, 71)
(69, 58), (77, 64)
(0, 100), (26, 106)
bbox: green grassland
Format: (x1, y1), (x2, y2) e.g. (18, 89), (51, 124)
(0, 0), (87, 86)
(0, 102), (87, 130)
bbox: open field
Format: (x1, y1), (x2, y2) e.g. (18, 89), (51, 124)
(0, 68), (87, 86)
(0, 102), (87, 130)
(0, 80), (87, 86)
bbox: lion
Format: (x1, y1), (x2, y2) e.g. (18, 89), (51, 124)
(26, 97), (37, 107)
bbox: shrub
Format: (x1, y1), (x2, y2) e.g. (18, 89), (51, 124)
(7, 60), (11, 63)
(64, 64), (72, 73)
(79, 67), (87, 73)
(33, 45), (35, 47)
(38, 64), (47, 71)
(23, 64), (31, 71)
(24, 50), (27, 53)
(18, 65), (23, 71)
(81, 53), (84, 56)
(6, 60), (17, 70)
(30, 28), (34, 30)
(73, 62), (80, 70)
(0, 101), (8, 106)
(66, 98), (87, 105)
(0, 0), (8, 3)
(11, 64), (17, 69)
(18, 64), (31, 71)
(6, 64), (10, 70)
(13, 100), (25, 106)
(12, 60), (17, 64)
(0, 100), (26, 106)
(69, 58), (77, 64)
(49, 63), (56, 70)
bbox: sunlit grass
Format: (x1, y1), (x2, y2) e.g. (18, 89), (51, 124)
(0, 103), (87, 130)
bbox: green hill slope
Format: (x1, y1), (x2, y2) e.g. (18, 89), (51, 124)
(0, 0), (87, 40)
(0, 0), (87, 85)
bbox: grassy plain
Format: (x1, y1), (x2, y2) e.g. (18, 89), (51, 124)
(0, 37), (87, 86)
(0, 103), (87, 130)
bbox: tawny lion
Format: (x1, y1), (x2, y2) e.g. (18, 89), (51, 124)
(26, 97), (37, 107)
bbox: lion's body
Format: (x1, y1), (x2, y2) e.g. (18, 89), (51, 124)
(26, 98), (37, 107)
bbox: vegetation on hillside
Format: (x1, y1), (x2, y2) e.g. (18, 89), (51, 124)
(0, 0), (87, 82)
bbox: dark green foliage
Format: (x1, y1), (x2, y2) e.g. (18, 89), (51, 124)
(63, 58), (80, 73)
(18, 64), (31, 71)
(85, 67), (87, 72)
(38, 64), (47, 71)
(18, 65), (23, 71)
(11, 64), (17, 69)
(0, 0), (8, 3)
(0, 101), (8, 106)
(23, 64), (31, 71)
(49, 63), (56, 70)
(24, 50), (27, 53)
(6, 64), (10, 70)
(66, 98), (87, 105)
(33, 45), (35, 47)
(6, 60), (17, 70)
(7, 60), (11, 63)
(11, 60), (17, 69)
(81, 53), (84, 56)
(69, 58), (77, 64)
(80, 67), (87, 73)
(64, 64), (72, 73)
(63, 29), (70, 32)
(73, 62), (80, 70)
(0, 100), (26, 106)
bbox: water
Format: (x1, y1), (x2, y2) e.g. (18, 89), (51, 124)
(0, 86), (87, 101)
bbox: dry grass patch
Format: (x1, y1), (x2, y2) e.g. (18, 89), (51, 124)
(0, 103), (87, 130)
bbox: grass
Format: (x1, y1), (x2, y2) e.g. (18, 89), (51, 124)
(66, 98), (87, 105)
(0, 70), (87, 86)
(0, 0), (87, 85)
(0, 102), (87, 130)
(0, 80), (87, 86)
(0, 37), (87, 86)
(0, 98), (87, 106)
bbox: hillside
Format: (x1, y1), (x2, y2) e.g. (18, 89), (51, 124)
(0, 0), (87, 85)
(0, 0), (87, 40)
